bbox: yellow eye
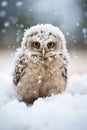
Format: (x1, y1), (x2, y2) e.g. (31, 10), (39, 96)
(32, 42), (40, 49)
(47, 42), (55, 49)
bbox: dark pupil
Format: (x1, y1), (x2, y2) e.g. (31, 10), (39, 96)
(33, 42), (40, 48)
(48, 42), (54, 48)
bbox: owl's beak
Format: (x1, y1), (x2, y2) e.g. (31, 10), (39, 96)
(41, 48), (46, 57)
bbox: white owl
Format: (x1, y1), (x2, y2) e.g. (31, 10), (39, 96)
(13, 24), (69, 104)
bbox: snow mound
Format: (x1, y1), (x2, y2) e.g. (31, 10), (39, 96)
(0, 73), (87, 130)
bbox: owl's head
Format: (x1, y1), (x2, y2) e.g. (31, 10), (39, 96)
(22, 24), (67, 59)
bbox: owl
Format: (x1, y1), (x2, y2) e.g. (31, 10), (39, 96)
(13, 24), (69, 104)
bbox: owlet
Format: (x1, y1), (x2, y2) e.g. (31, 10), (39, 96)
(13, 24), (69, 104)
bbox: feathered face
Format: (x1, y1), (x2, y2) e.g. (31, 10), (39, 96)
(22, 24), (66, 59)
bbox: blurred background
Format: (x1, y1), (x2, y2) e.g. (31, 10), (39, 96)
(0, 0), (87, 75)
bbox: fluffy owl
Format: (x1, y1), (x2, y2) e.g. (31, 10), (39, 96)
(13, 24), (69, 104)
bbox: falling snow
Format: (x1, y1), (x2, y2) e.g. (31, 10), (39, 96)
(76, 22), (80, 26)
(1, 1), (8, 7)
(0, 10), (6, 17)
(4, 21), (10, 27)
(15, 1), (23, 7)
(82, 28), (87, 34)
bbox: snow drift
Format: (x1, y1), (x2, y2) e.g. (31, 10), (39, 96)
(0, 73), (87, 130)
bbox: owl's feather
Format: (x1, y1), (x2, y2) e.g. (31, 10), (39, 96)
(13, 54), (26, 85)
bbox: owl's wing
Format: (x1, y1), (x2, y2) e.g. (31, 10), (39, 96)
(60, 55), (68, 80)
(61, 65), (67, 80)
(13, 54), (27, 86)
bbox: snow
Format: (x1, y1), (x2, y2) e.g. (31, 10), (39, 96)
(1, 1), (8, 7)
(38, 76), (42, 84)
(20, 24), (24, 28)
(82, 28), (87, 34)
(76, 22), (80, 27)
(15, 1), (23, 7)
(4, 21), (10, 27)
(29, 8), (33, 12)
(66, 32), (70, 36)
(0, 72), (87, 130)
(0, 10), (6, 17)
(54, 12), (57, 16)
(82, 28), (87, 39)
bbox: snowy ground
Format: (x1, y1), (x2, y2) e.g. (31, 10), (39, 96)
(0, 73), (87, 130)
(0, 49), (87, 130)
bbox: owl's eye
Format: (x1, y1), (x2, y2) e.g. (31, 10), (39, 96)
(32, 42), (40, 49)
(47, 42), (55, 49)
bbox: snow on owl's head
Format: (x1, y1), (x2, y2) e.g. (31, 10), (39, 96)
(22, 24), (67, 58)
